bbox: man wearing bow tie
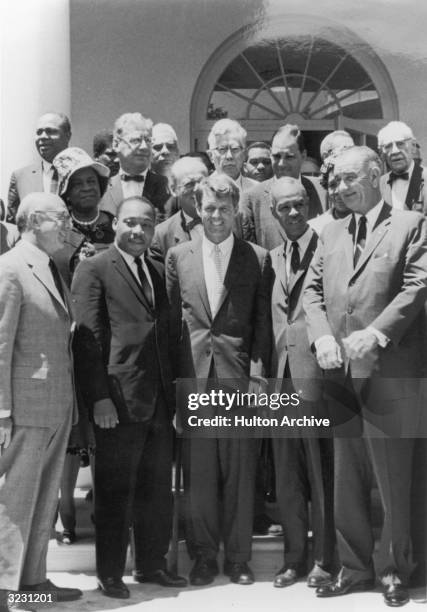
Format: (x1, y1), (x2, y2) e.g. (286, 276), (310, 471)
(72, 196), (186, 598)
(166, 174), (272, 587)
(304, 146), (427, 607)
(150, 156), (208, 261)
(100, 113), (169, 222)
(378, 121), (427, 214)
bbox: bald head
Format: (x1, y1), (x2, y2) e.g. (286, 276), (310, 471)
(35, 112), (71, 162)
(270, 177), (309, 241)
(377, 121), (415, 175)
(333, 146), (382, 214)
(17, 192), (70, 254)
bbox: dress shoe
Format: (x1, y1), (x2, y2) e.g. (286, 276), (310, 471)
(253, 513), (273, 535)
(97, 577), (130, 599)
(273, 567), (301, 588)
(59, 529), (76, 545)
(224, 561), (255, 585)
(133, 569), (188, 588)
(20, 579), (82, 602)
(189, 558), (219, 586)
(381, 574), (410, 607)
(307, 564), (333, 588)
(316, 573), (375, 598)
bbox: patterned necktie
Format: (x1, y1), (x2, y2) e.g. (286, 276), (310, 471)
(48, 258), (65, 302)
(211, 244), (224, 315)
(353, 215), (367, 267)
(134, 256), (154, 307)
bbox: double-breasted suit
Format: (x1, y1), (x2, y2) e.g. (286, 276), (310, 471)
(166, 236), (272, 563)
(0, 239), (75, 590)
(72, 244), (175, 580)
(303, 202), (427, 583)
(270, 230), (335, 574)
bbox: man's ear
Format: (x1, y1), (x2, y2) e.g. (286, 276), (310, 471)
(112, 217), (118, 231)
(370, 166), (381, 188)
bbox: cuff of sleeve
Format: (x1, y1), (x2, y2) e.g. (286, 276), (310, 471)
(314, 334), (336, 353)
(367, 326), (390, 348)
(0, 410), (11, 418)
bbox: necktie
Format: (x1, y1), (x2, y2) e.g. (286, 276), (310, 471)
(290, 241), (300, 274)
(121, 174), (144, 182)
(388, 171), (409, 186)
(48, 258), (65, 302)
(211, 244), (224, 315)
(134, 256), (154, 308)
(353, 215), (367, 267)
(50, 167), (59, 194)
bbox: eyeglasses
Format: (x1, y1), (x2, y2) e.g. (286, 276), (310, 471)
(117, 134), (152, 148)
(35, 210), (71, 225)
(380, 138), (412, 153)
(213, 146), (244, 156)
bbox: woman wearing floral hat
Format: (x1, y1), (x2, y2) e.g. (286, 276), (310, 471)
(52, 146), (112, 544)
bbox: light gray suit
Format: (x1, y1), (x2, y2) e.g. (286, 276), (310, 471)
(0, 239), (76, 590)
(7, 163), (43, 223)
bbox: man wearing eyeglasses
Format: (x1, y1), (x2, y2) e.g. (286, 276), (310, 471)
(240, 124), (325, 250)
(0, 193), (82, 610)
(207, 119), (257, 195)
(150, 156), (208, 261)
(100, 113), (169, 222)
(378, 121), (427, 214)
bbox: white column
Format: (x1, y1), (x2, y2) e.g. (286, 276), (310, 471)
(0, 0), (70, 200)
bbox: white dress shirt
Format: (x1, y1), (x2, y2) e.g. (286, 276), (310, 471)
(120, 168), (148, 199)
(284, 226), (312, 279)
(115, 243), (155, 305)
(202, 233), (234, 316)
(42, 160), (57, 193)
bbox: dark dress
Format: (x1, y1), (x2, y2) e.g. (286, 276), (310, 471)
(54, 210), (115, 457)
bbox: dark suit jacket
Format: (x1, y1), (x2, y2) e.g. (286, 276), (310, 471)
(166, 237), (272, 382)
(150, 211), (194, 262)
(71, 245), (174, 423)
(100, 170), (169, 222)
(303, 203), (427, 381)
(380, 164), (427, 214)
(270, 230), (321, 399)
(240, 175), (324, 250)
(7, 163), (43, 223)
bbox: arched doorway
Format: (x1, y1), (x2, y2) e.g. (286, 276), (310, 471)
(190, 15), (398, 159)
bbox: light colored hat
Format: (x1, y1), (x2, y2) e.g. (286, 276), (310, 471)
(53, 147), (110, 195)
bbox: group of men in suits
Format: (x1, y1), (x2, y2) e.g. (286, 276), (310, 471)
(1, 109), (427, 611)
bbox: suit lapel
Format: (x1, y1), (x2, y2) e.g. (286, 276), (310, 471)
(352, 203), (391, 277)
(110, 175), (124, 209)
(190, 241), (212, 320)
(110, 246), (152, 311)
(287, 231), (317, 295)
(17, 243), (69, 313)
(405, 163), (423, 210)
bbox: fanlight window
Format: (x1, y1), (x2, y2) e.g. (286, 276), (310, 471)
(208, 36), (383, 122)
